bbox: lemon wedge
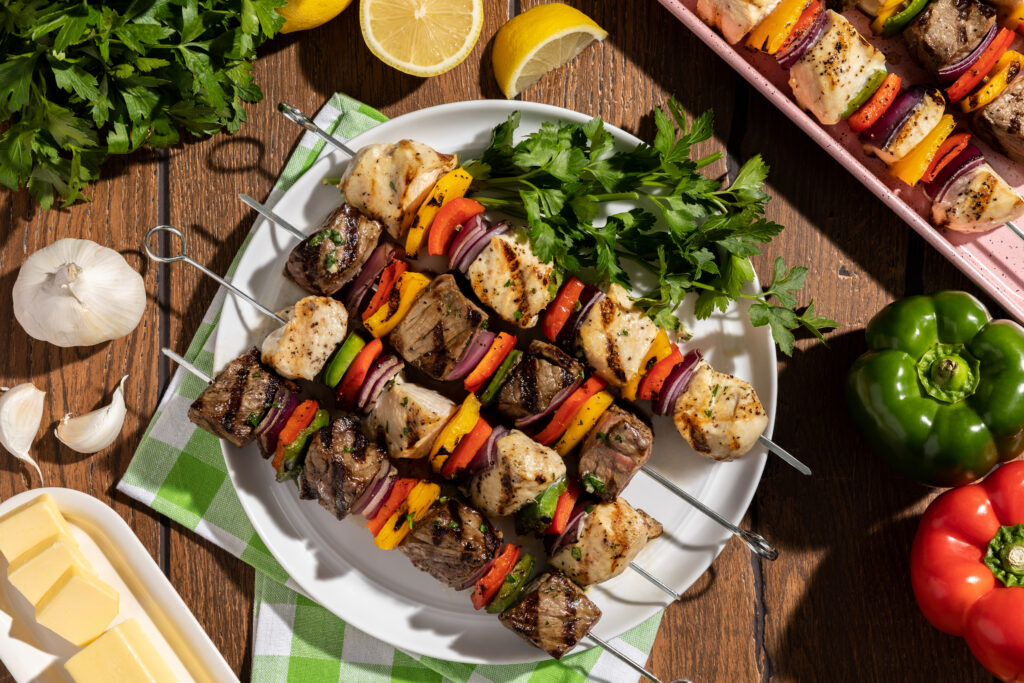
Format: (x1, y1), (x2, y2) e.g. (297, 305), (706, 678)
(492, 4), (607, 99)
(279, 0), (354, 33)
(359, 0), (484, 77)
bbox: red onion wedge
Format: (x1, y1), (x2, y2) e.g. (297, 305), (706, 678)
(466, 425), (507, 475)
(548, 501), (589, 554)
(939, 24), (997, 83)
(256, 389), (300, 457)
(350, 462), (394, 515)
(454, 556), (496, 591)
(344, 242), (400, 313)
(356, 355), (405, 413)
(860, 86), (925, 150)
(776, 8), (828, 69)
(557, 285), (605, 347)
(923, 145), (985, 202)
(453, 221), (510, 273)
(654, 349), (704, 416)
(515, 377), (582, 428)
(360, 468), (397, 520)
(447, 330), (496, 381)
(449, 213), (488, 269)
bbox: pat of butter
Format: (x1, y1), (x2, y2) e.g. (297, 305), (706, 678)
(65, 618), (178, 683)
(8, 535), (93, 606)
(36, 566), (118, 646)
(0, 494), (75, 564)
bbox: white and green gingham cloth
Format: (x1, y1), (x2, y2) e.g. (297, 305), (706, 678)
(118, 94), (663, 682)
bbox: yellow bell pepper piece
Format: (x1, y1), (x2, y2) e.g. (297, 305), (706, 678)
(890, 115), (956, 186)
(373, 481), (441, 550)
(747, 0), (808, 54)
(554, 390), (614, 456)
(871, 0), (907, 33)
(405, 168), (474, 257)
(622, 330), (672, 402)
(364, 271), (431, 338)
(961, 51), (1024, 113)
(429, 394), (482, 472)
(1000, 2), (1024, 29)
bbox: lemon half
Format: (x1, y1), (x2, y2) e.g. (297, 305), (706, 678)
(279, 0), (354, 33)
(492, 4), (607, 99)
(359, 0), (484, 77)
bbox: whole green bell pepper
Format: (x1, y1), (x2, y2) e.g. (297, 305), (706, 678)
(846, 291), (1024, 487)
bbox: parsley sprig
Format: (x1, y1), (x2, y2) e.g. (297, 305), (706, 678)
(0, 0), (287, 209)
(465, 98), (837, 355)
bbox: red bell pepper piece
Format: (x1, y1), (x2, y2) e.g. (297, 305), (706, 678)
(847, 73), (901, 134)
(361, 260), (408, 321)
(544, 479), (582, 535)
(534, 376), (607, 446)
(542, 277), (585, 341)
(441, 417), (493, 479)
(471, 544), (520, 610)
(921, 132), (972, 184)
(947, 28), (1016, 103)
(337, 338), (383, 408)
(271, 399), (318, 472)
(464, 332), (516, 394)
(366, 478), (419, 537)
(427, 197), (485, 256)
(777, 0), (822, 55)
(637, 347), (684, 401)
(911, 461), (1024, 681)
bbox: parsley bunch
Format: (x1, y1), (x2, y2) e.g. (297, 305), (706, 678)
(465, 98), (837, 355)
(0, 0), (287, 209)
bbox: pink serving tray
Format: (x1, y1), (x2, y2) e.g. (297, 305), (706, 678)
(658, 0), (1024, 321)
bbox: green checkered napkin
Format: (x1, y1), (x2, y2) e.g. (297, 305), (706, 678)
(119, 94), (663, 683)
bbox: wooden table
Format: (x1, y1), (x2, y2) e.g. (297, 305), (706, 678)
(0, 0), (1001, 680)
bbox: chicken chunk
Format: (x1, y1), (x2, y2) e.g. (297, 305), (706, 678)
(931, 162), (1024, 233)
(364, 378), (456, 459)
(550, 499), (663, 586)
(789, 11), (887, 125)
(673, 360), (769, 461)
(577, 284), (658, 389)
(696, 0), (782, 43)
(261, 296), (348, 381)
(467, 232), (556, 328)
(341, 140), (457, 239)
(466, 430), (566, 517)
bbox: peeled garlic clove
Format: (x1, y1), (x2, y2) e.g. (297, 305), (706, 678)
(56, 376), (129, 454)
(0, 383), (46, 484)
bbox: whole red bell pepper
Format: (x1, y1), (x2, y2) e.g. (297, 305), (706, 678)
(911, 461), (1024, 682)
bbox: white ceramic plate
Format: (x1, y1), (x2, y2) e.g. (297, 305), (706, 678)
(0, 488), (237, 683)
(213, 100), (777, 664)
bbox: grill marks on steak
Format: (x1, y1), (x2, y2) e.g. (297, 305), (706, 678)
(904, 0), (996, 75)
(399, 498), (502, 588)
(388, 274), (486, 380)
(285, 204), (383, 296)
(498, 571), (601, 659)
(497, 341), (583, 420)
(187, 348), (294, 447)
(578, 405), (653, 500)
(298, 416), (387, 520)
(975, 74), (1024, 163)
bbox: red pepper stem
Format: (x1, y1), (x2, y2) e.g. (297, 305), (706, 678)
(984, 524), (1024, 587)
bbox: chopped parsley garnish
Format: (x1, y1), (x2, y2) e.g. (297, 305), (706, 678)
(323, 252), (339, 271)
(480, 522), (489, 533)
(571, 546), (582, 560)
(582, 473), (606, 496)
(514, 310), (523, 321)
(596, 432), (609, 443)
(402, 396), (409, 407)
(585, 504), (594, 514)
(504, 279), (512, 288)
(705, 383), (720, 418)
(245, 412), (262, 428)
(447, 520), (460, 529)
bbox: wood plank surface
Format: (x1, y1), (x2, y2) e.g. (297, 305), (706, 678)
(0, 0), (1013, 681)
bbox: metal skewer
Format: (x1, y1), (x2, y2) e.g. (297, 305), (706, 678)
(162, 349), (211, 383)
(758, 434), (811, 476)
(239, 193), (307, 240)
(278, 103), (356, 157)
(1007, 221), (1024, 243)
(587, 634), (687, 683)
(144, 225), (286, 325)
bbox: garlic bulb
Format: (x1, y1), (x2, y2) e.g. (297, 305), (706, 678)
(13, 238), (146, 347)
(0, 383), (46, 484)
(56, 376), (129, 454)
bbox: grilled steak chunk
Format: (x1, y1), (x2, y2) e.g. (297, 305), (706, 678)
(389, 274), (487, 380)
(298, 416), (387, 519)
(974, 74), (1024, 163)
(904, 0), (996, 75)
(497, 341), (583, 420)
(188, 348), (295, 448)
(578, 405), (652, 500)
(399, 499), (502, 589)
(498, 571), (601, 659)
(285, 204), (383, 296)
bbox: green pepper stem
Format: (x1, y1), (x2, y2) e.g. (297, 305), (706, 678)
(985, 524), (1024, 587)
(1003, 540), (1024, 575)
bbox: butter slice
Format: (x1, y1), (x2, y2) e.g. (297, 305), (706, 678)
(0, 494), (74, 563)
(36, 566), (118, 646)
(65, 619), (178, 683)
(8, 535), (93, 605)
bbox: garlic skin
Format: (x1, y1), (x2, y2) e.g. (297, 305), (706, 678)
(56, 376), (128, 454)
(13, 239), (146, 347)
(0, 383), (46, 484)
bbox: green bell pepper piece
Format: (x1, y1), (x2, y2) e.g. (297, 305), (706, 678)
(514, 475), (568, 535)
(276, 408), (330, 482)
(882, 0), (931, 37)
(846, 291), (1024, 486)
(323, 333), (365, 388)
(481, 350), (522, 405)
(841, 69), (887, 119)
(485, 553), (536, 614)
